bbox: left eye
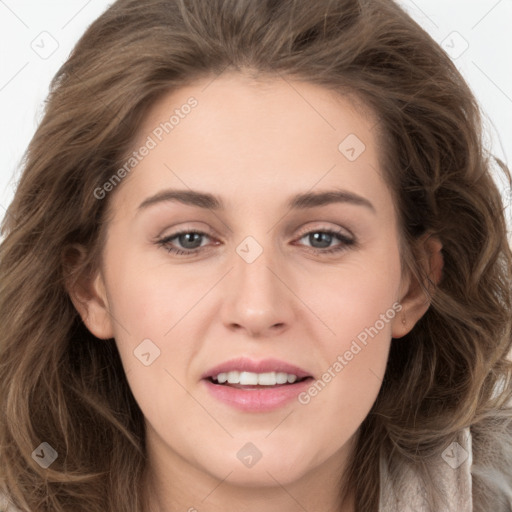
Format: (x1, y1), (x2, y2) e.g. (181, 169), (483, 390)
(298, 230), (354, 251)
(156, 228), (355, 256)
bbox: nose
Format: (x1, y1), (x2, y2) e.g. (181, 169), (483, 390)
(220, 239), (297, 338)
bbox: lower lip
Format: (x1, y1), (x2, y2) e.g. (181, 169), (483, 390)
(202, 378), (313, 412)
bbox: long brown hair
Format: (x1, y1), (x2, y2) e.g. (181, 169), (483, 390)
(1, 0), (511, 510)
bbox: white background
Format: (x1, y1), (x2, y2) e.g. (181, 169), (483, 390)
(0, 0), (511, 235)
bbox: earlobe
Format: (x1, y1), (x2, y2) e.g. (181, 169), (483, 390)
(391, 233), (444, 339)
(63, 245), (115, 340)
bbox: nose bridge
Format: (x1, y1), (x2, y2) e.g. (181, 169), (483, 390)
(220, 233), (294, 335)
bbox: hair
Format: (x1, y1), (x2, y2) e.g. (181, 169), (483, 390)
(1, 0), (511, 510)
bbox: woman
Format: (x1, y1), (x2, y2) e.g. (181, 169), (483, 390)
(1, 0), (511, 510)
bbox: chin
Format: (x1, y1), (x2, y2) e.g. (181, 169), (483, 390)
(200, 445), (315, 487)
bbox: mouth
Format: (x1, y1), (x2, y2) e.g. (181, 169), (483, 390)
(206, 371), (313, 389)
(201, 358), (314, 412)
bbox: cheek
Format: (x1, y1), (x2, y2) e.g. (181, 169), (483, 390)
(303, 244), (402, 343)
(102, 251), (199, 388)
(296, 337), (389, 470)
(105, 248), (202, 337)
(104, 258), (203, 440)
(294, 249), (401, 425)
(295, 279), (397, 461)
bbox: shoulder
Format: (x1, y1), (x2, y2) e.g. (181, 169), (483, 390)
(380, 420), (512, 512)
(379, 428), (473, 511)
(471, 411), (512, 512)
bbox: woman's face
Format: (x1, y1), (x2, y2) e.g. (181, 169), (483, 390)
(75, 72), (435, 503)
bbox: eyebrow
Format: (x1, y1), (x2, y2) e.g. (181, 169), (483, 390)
(137, 188), (376, 214)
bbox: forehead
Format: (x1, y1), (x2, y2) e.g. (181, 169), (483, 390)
(136, 72), (377, 146)
(110, 72), (391, 218)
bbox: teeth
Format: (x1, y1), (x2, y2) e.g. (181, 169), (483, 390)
(257, 372), (276, 385)
(227, 371), (239, 384)
(212, 371), (302, 386)
(240, 371), (259, 385)
(276, 372), (288, 384)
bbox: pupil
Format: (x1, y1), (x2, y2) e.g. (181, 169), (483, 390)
(179, 233), (201, 249)
(310, 232), (332, 248)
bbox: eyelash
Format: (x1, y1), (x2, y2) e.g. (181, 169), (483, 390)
(155, 227), (356, 257)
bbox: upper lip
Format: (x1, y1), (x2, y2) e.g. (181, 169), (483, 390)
(202, 357), (312, 380)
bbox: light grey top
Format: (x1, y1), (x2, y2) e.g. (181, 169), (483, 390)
(379, 428), (473, 511)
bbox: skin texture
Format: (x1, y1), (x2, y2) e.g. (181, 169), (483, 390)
(69, 72), (443, 512)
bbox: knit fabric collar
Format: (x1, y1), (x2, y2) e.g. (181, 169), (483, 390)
(379, 428), (473, 512)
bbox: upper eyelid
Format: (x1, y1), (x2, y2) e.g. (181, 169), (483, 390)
(295, 224), (354, 239)
(158, 220), (354, 238)
(160, 225), (351, 236)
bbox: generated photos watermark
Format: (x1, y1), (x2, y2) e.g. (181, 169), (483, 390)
(94, 96), (198, 200)
(298, 301), (403, 405)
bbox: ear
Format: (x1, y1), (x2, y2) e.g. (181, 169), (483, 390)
(62, 244), (115, 340)
(391, 232), (444, 339)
